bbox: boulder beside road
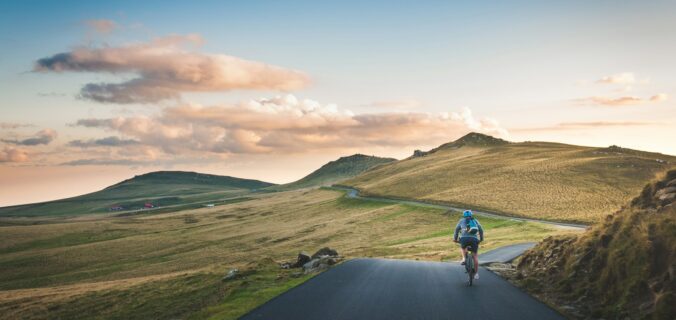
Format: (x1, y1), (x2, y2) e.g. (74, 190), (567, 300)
(281, 247), (342, 273)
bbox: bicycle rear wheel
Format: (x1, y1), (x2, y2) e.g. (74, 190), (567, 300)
(466, 252), (474, 286)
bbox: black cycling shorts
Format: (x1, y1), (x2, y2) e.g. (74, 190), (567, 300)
(459, 237), (479, 253)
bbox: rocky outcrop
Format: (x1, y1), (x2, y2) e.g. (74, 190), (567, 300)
(280, 247), (342, 274)
(412, 150), (428, 158)
(514, 170), (676, 320)
(311, 247), (338, 259)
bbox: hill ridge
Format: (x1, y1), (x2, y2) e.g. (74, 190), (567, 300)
(271, 154), (396, 191)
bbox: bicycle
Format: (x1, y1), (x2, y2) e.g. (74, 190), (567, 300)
(464, 249), (476, 286)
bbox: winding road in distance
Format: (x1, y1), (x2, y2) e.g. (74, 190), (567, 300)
(337, 186), (587, 230)
(242, 256), (563, 320)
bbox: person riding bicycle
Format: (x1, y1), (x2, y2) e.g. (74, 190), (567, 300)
(453, 210), (484, 279)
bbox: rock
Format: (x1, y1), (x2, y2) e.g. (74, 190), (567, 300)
(311, 247), (338, 259)
(292, 252), (312, 268)
(658, 192), (675, 203)
(655, 186), (676, 198)
(667, 179), (676, 187)
(222, 268), (239, 281)
(412, 150), (428, 157)
(303, 258), (320, 270)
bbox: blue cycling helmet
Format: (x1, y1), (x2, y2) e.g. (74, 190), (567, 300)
(463, 210), (473, 217)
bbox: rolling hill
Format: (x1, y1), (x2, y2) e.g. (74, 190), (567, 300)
(0, 171), (275, 217)
(269, 154), (396, 191)
(342, 132), (676, 223)
(515, 170), (676, 319)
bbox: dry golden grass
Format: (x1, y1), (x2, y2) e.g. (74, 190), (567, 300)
(343, 142), (675, 223)
(0, 188), (577, 319)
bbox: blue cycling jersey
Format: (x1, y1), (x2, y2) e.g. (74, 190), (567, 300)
(453, 217), (484, 241)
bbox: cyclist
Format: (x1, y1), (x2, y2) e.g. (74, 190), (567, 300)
(453, 210), (484, 279)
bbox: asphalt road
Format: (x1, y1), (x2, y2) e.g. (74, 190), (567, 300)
(479, 242), (536, 265)
(241, 258), (563, 320)
(338, 187), (587, 230)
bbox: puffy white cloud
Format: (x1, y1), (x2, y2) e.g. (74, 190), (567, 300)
(34, 35), (310, 104)
(74, 95), (508, 157)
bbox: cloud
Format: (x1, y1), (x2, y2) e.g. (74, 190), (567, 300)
(596, 72), (636, 85)
(511, 121), (660, 133)
(68, 136), (140, 148)
(74, 94), (508, 156)
(61, 158), (145, 166)
(0, 147), (29, 162)
(0, 122), (34, 130)
(34, 35), (310, 104)
(2, 129), (57, 146)
(650, 93), (668, 102)
(85, 19), (117, 34)
(578, 93), (668, 106)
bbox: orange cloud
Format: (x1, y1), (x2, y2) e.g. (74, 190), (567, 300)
(0, 147), (29, 162)
(85, 19), (117, 34)
(578, 93), (668, 106)
(74, 95), (508, 157)
(34, 35), (310, 104)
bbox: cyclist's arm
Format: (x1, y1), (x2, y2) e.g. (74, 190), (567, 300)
(453, 222), (461, 241)
(478, 221), (484, 242)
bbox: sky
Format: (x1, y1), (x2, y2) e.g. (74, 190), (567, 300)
(1, 0), (675, 206)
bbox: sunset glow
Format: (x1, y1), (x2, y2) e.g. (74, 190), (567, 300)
(1, 1), (675, 206)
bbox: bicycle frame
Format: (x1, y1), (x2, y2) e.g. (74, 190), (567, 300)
(465, 250), (476, 286)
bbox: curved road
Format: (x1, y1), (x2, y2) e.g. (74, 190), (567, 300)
(242, 258), (563, 320)
(337, 187), (587, 230)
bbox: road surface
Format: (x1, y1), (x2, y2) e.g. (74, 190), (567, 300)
(479, 242), (536, 265)
(241, 258), (563, 320)
(337, 186), (587, 230)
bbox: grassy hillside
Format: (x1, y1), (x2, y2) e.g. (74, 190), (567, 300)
(0, 188), (578, 319)
(343, 132), (675, 223)
(515, 170), (676, 319)
(0, 171), (274, 217)
(270, 154), (396, 191)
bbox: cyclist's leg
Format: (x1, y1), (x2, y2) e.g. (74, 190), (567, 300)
(470, 239), (479, 276)
(459, 237), (469, 263)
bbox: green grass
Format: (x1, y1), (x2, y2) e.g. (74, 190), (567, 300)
(515, 170), (676, 319)
(385, 229), (449, 246)
(0, 188), (580, 319)
(0, 171), (273, 217)
(269, 154), (395, 191)
(0, 229), (136, 254)
(344, 134), (675, 223)
(192, 261), (315, 320)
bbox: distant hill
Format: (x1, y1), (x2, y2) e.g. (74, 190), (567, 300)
(270, 154), (396, 191)
(342, 132), (675, 223)
(0, 171), (275, 217)
(516, 170), (676, 319)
